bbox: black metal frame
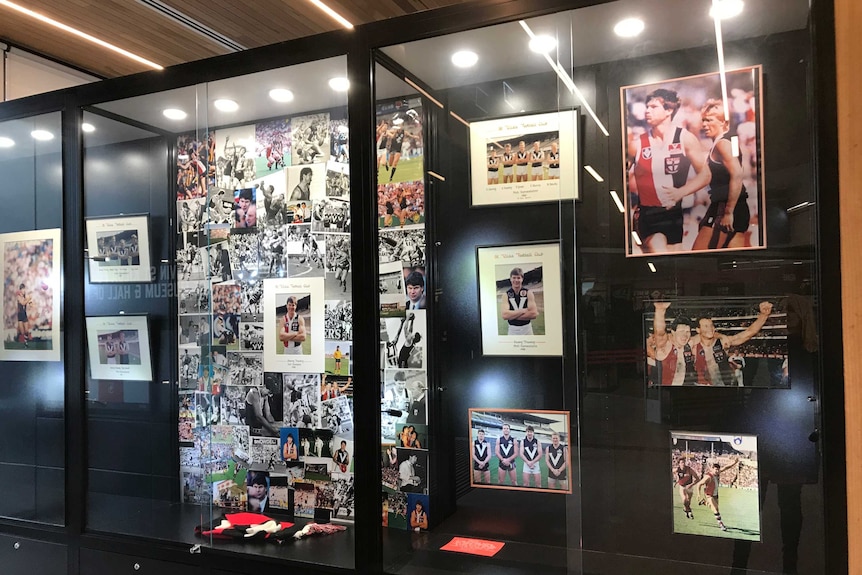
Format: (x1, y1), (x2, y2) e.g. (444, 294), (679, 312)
(0, 0), (846, 573)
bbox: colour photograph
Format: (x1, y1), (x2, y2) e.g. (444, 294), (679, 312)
(376, 97), (424, 185)
(263, 277), (324, 373)
(621, 66), (765, 256)
(670, 431), (761, 541)
(86, 315), (153, 381)
(468, 409), (572, 494)
(86, 214), (151, 283)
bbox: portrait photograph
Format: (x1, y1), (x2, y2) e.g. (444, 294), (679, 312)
(477, 242), (563, 356)
(621, 66), (765, 257)
(86, 315), (153, 381)
(286, 162), (326, 202)
(263, 277), (324, 373)
(644, 297), (787, 388)
(0, 228), (61, 361)
(86, 214), (152, 283)
(468, 409), (572, 494)
(670, 431), (761, 541)
(376, 96), (424, 185)
(470, 110), (578, 207)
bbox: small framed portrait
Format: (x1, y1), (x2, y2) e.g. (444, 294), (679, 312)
(0, 228), (61, 361)
(621, 66), (765, 257)
(263, 277), (324, 373)
(670, 431), (761, 541)
(476, 242), (563, 356)
(470, 110), (579, 206)
(85, 314), (153, 381)
(468, 408), (572, 494)
(86, 214), (152, 283)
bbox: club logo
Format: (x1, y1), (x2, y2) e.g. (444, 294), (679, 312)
(642, 147), (652, 159)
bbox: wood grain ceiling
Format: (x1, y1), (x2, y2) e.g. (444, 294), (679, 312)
(0, 0), (473, 78)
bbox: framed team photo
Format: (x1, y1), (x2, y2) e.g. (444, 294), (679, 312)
(263, 276), (324, 373)
(644, 297), (787, 388)
(85, 315), (153, 381)
(477, 242), (563, 356)
(0, 228), (61, 361)
(670, 431), (761, 541)
(468, 409), (572, 494)
(470, 110), (579, 207)
(86, 214), (152, 283)
(621, 66), (765, 257)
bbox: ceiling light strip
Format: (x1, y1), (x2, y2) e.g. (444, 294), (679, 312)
(520, 20), (609, 137)
(609, 190), (625, 213)
(136, 0), (247, 52)
(427, 171), (446, 182)
(449, 111), (470, 127)
(711, 0), (730, 122)
(404, 77), (444, 109)
(0, 0), (163, 70)
(307, 0), (354, 29)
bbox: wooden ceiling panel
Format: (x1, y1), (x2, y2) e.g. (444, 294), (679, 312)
(0, 0), (478, 78)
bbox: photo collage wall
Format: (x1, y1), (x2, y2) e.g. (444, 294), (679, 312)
(376, 96), (431, 531)
(177, 108), (355, 521)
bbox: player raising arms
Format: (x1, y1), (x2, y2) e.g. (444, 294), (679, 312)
(15, 283), (34, 346)
(673, 456), (700, 519)
(279, 296), (306, 355)
(693, 457), (739, 532)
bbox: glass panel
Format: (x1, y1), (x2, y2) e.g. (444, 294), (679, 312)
(85, 56), (356, 568)
(376, 0), (825, 573)
(0, 112), (64, 526)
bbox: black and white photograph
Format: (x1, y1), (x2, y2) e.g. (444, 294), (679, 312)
(325, 234), (351, 299)
(329, 110), (349, 164)
(286, 163), (325, 203)
(207, 187), (236, 226)
(178, 280), (209, 315)
(381, 311), (425, 369)
(379, 262), (406, 317)
(241, 281), (264, 321)
(470, 110), (578, 206)
(250, 437), (281, 472)
(477, 242), (564, 356)
(179, 348), (201, 389)
(245, 374), (284, 437)
(228, 352), (263, 387)
(396, 447), (428, 494)
(322, 395), (353, 435)
(644, 298), (785, 388)
(179, 314), (210, 348)
(286, 231), (325, 279)
(283, 373), (321, 428)
(217, 385), (248, 426)
(326, 160), (350, 197)
(177, 243), (207, 281)
(300, 428), (334, 459)
(325, 300), (353, 341)
(264, 277), (325, 373)
(207, 237), (233, 282)
(331, 474), (355, 520)
(229, 230), (259, 277)
(291, 112), (330, 165)
(379, 229), (425, 267)
(215, 125), (257, 189)
(239, 322), (264, 351)
(312, 197), (350, 233)
(178, 198), (206, 232)
(622, 67), (765, 257)
(86, 315), (153, 381)
(258, 226), (288, 278)
(381, 370), (426, 442)
(86, 215), (151, 283)
(255, 171), (291, 228)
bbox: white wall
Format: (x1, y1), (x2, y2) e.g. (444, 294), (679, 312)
(2, 44), (99, 101)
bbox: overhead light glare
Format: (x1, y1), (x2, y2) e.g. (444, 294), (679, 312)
(0, 0), (163, 70)
(307, 0), (354, 29)
(269, 88), (295, 102)
(584, 165), (604, 182)
(214, 99), (238, 112)
(163, 108), (187, 121)
(632, 231), (643, 246)
(709, 0), (744, 20)
(648, 262), (657, 273)
(609, 190), (625, 213)
(329, 77), (350, 92)
(0, 137), (14, 148)
(614, 18), (645, 38)
(528, 35), (557, 54)
(31, 130), (54, 141)
(81, 123), (96, 133)
(451, 50), (479, 68)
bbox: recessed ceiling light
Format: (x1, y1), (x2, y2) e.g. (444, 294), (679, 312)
(31, 130), (54, 141)
(451, 50), (478, 68)
(163, 108), (187, 120)
(214, 99), (238, 112)
(614, 18), (645, 38)
(328, 77), (350, 92)
(528, 35), (557, 54)
(0, 137), (14, 148)
(709, 0), (744, 19)
(269, 88), (294, 102)
(82, 123), (96, 133)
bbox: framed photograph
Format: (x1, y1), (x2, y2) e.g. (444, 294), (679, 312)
(468, 409), (572, 494)
(263, 277), (324, 373)
(85, 315), (153, 381)
(621, 66), (765, 257)
(670, 431), (761, 541)
(86, 214), (153, 283)
(470, 110), (579, 207)
(477, 242), (563, 356)
(644, 298), (786, 388)
(0, 228), (61, 361)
